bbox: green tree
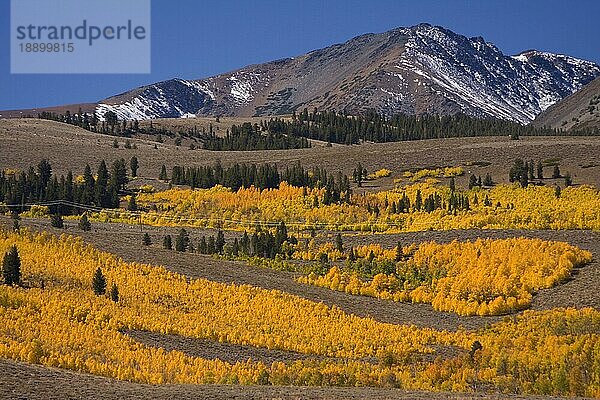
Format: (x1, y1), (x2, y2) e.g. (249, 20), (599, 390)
(159, 165), (168, 181)
(553, 165), (561, 179)
(163, 235), (172, 250)
(483, 173), (494, 187)
(395, 241), (403, 262)
(537, 161), (543, 180)
(130, 156), (139, 177)
(92, 267), (106, 295)
(110, 159), (128, 190)
(2, 245), (21, 286)
(449, 177), (456, 192)
(335, 233), (344, 253)
(50, 214), (64, 228)
(109, 283), (119, 302)
(95, 160), (110, 207)
(127, 195), (138, 211)
(175, 229), (189, 252)
(142, 233), (152, 246)
(78, 214), (91, 231)
(215, 230), (225, 254)
(564, 173), (572, 187)
(105, 111), (118, 131)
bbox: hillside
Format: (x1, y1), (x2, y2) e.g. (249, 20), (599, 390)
(2, 118), (600, 188)
(532, 76), (600, 131)
(8, 24), (596, 125)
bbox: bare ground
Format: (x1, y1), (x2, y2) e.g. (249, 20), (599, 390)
(0, 358), (581, 400)
(124, 329), (326, 365)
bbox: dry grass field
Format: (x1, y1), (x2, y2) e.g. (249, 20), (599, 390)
(2, 118), (600, 191)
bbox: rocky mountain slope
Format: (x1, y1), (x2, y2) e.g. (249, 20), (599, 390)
(532, 77), (600, 130)
(41, 24), (600, 124)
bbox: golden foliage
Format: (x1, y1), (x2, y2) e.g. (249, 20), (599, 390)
(0, 230), (599, 396)
(59, 178), (600, 234)
(367, 169), (392, 180)
(298, 238), (592, 316)
(403, 167), (464, 182)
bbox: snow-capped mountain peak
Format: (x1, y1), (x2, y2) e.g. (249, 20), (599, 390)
(95, 24), (600, 124)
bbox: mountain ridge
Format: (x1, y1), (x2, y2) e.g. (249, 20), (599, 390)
(7, 24), (600, 124)
(532, 76), (600, 131)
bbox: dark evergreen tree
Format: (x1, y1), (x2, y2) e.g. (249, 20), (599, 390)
(553, 165), (561, 179)
(483, 173), (494, 187)
(142, 233), (152, 246)
(109, 283), (119, 302)
(215, 230), (225, 254)
(50, 214), (64, 228)
(198, 236), (207, 254)
(163, 235), (172, 250)
(2, 245), (21, 286)
(335, 233), (344, 253)
(95, 161), (110, 207)
(92, 267), (106, 295)
(395, 242), (403, 262)
(159, 165), (168, 181)
(130, 156), (139, 177)
(175, 229), (189, 252)
(127, 195), (138, 211)
(78, 214), (91, 231)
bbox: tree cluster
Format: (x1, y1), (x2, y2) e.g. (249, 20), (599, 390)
(0, 159), (129, 213)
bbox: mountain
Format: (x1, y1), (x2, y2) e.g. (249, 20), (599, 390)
(23, 24), (600, 124)
(532, 77), (600, 131)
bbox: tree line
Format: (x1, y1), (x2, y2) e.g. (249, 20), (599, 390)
(159, 222), (297, 260)
(202, 121), (311, 150)
(0, 158), (136, 213)
(167, 161), (351, 204)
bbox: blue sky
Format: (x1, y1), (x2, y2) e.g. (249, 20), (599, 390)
(1, 0), (599, 110)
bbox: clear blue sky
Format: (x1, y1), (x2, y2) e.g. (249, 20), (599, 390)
(1, 0), (599, 110)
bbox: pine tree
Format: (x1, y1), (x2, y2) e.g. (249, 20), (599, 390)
(215, 230), (225, 254)
(163, 235), (172, 250)
(130, 156), (139, 177)
(207, 236), (216, 254)
(50, 214), (64, 228)
(175, 229), (189, 252)
(395, 242), (403, 262)
(335, 233), (344, 253)
(11, 212), (20, 232)
(142, 233), (152, 246)
(78, 214), (91, 231)
(159, 165), (168, 181)
(2, 245), (21, 286)
(198, 236), (207, 254)
(127, 195), (138, 211)
(468, 174), (478, 189)
(95, 161), (109, 207)
(449, 177), (456, 192)
(483, 173), (494, 187)
(537, 161), (543, 180)
(92, 267), (106, 295)
(109, 283), (119, 302)
(553, 165), (561, 179)
(564, 173), (572, 187)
